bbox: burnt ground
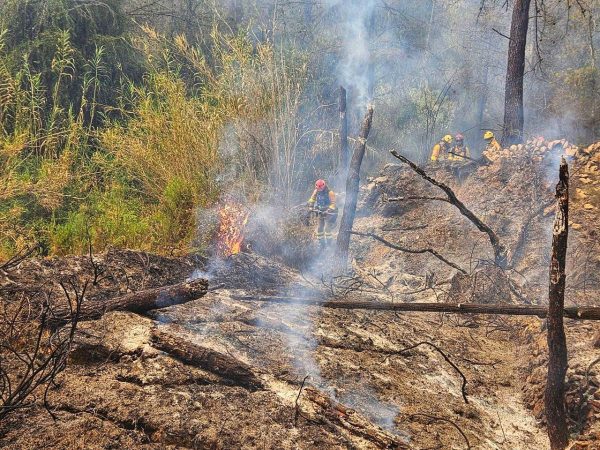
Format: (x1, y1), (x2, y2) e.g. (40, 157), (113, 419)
(1, 140), (600, 449)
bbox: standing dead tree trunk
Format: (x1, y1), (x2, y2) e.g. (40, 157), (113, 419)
(339, 86), (349, 181)
(336, 105), (374, 266)
(502, 0), (532, 146)
(390, 151), (508, 268)
(545, 157), (569, 450)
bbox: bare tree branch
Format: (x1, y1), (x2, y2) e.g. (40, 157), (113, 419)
(350, 230), (467, 274)
(390, 150), (507, 268)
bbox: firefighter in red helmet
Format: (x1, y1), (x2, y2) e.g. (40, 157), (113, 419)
(307, 179), (338, 245)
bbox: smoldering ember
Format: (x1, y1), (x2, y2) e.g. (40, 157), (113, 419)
(1, 2), (600, 450)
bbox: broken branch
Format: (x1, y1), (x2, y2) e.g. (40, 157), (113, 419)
(390, 150), (507, 268)
(410, 413), (471, 449)
(350, 230), (467, 274)
(398, 341), (468, 403)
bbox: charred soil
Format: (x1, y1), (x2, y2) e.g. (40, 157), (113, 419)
(1, 140), (600, 449)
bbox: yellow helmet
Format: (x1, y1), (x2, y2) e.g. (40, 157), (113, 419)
(442, 134), (453, 143)
(483, 131), (494, 140)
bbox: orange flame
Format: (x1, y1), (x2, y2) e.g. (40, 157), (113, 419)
(216, 202), (249, 257)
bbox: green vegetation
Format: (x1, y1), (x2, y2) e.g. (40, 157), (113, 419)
(0, 1), (312, 258)
(0, 0), (597, 259)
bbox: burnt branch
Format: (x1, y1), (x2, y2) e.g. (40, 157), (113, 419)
(87, 238), (106, 287)
(410, 413), (471, 449)
(150, 326), (263, 391)
(294, 374), (310, 427)
(0, 244), (40, 272)
(390, 150), (507, 268)
(398, 341), (469, 404)
(0, 282), (85, 421)
(350, 230), (467, 274)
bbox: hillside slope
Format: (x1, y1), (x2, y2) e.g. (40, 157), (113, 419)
(1, 140), (599, 449)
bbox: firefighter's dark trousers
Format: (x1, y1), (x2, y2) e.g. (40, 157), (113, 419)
(316, 210), (338, 242)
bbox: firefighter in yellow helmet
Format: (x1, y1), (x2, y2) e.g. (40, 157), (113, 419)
(307, 179), (338, 245)
(431, 135), (453, 162)
(482, 131), (501, 163)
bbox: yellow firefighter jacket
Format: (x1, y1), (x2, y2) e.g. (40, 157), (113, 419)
(482, 138), (502, 163)
(449, 144), (470, 161)
(308, 187), (336, 210)
(430, 141), (450, 161)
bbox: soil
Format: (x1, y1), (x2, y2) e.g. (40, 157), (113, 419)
(1, 141), (600, 449)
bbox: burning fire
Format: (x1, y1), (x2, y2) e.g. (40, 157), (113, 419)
(216, 201), (249, 257)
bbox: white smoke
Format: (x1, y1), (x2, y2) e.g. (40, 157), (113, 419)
(324, 0), (378, 112)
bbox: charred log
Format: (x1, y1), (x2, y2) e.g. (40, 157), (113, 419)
(230, 295), (600, 320)
(49, 279), (208, 328)
(545, 157), (569, 450)
(150, 327), (263, 391)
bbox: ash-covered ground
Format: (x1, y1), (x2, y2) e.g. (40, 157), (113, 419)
(1, 140), (600, 449)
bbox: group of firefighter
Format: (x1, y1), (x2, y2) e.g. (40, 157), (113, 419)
(306, 130), (502, 245)
(431, 130), (501, 164)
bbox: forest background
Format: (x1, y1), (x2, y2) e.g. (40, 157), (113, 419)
(0, 0), (597, 258)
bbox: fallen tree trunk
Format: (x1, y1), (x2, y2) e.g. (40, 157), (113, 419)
(49, 278), (208, 328)
(229, 295), (600, 320)
(150, 326), (263, 391)
(390, 150), (508, 268)
(545, 157), (569, 450)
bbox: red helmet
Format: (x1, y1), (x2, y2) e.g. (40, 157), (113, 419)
(315, 179), (326, 191)
(455, 133), (464, 141)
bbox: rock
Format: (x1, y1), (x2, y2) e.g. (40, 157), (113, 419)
(548, 140), (561, 150)
(566, 146), (578, 156)
(584, 203), (595, 210)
